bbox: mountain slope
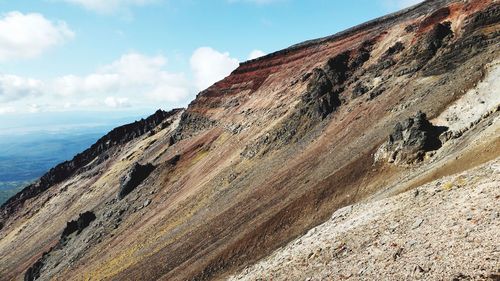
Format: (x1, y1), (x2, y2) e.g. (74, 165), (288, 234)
(230, 157), (500, 280)
(0, 0), (499, 280)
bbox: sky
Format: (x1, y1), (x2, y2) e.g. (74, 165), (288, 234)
(0, 0), (423, 121)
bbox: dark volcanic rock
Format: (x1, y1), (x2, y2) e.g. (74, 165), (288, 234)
(24, 252), (48, 281)
(302, 68), (339, 119)
(324, 51), (351, 86)
(376, 111), (448, 165)
(383, 42), (405, 58)
(352, 82), (372, 98)
(119, 163), (156, 199)
(241, 46), (374, 158)
(464, 4), (500, 33)
(169, 111), (217, 145)
(60, 211), (96, 240)
(426, 22), (453, 56)
(1, 109), (181, 225)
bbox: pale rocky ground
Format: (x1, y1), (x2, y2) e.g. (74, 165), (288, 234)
(433, 59), (500, 132)
(229, 158), (500, 281)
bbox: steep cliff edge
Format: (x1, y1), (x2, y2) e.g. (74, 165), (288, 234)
(0, 0), (499, 280)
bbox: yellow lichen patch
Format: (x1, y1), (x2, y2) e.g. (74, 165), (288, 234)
(442, 182), (454, 191)
(212, 132), (231, 148)
(83, 243), (143, 280)
(454, 175), (467, 187)
(190, 149), (210, 166)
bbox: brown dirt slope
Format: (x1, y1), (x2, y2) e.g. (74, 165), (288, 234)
(0, 0), (499, 280)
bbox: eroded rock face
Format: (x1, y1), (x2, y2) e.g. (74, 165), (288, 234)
(169, 112), (218, 145)
(61, 211), (96, 240)
(118, 163), (156, 199)
(375, 112), (448, 165)
(242, 44), (374, 158)
(24, 253), (47, 281)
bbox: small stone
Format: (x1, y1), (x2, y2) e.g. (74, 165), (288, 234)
(389, 223), (399, 232)
(144, 199), (151, 207)
(407, 239), (418, 247)
(412, 218), (424, 229)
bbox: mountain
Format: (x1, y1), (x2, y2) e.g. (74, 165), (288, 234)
(1, 0), (499, 280)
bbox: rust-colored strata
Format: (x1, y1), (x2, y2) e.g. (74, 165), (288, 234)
(0, 0), (499, 280)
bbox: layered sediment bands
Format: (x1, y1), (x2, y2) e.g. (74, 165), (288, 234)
(0, 109), (181, 225)
(0, 0), (499, 280)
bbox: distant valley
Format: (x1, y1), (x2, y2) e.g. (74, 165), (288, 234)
(0, 112), (150, 205)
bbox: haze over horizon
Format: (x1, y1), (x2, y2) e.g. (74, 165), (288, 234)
(0, 0), (422, 126)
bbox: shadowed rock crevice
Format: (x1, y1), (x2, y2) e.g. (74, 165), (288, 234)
(118, 163), (156, 199)
(60, 211), (96, 241)
(24, 252), (49, 281)
(375, 111), (448, 165)
(413, 21), (454, 70)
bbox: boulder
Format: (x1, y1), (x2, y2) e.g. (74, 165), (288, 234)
(375, 111), (448, 165)
(60, 211), (96, 240)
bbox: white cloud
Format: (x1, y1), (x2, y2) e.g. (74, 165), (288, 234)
(51, 52), (190, 104)
(0, 74), (44, 102)
(382, 0), (424, 10)
(0, 106), (16, 114)
(248, 49), (266, 60)
(0, 46), (267, 113)
(104, 96), (131, 108)
(0, 12), (74, 61)
(62, 0), (157, 14)
(28, 103), (43, 113)
(0, 52), (191, 113)
(190, 47), (239, 91)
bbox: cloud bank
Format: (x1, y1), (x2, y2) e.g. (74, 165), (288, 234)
(0, 12), (74, 61)
(190, 47), (240, 91)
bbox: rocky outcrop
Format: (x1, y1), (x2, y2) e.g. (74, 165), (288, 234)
(119, 163), (156, 199)
(375, 112), (447, 165)
(242, 44), (374, 158)
(1, 109), (181, 224)
(25, 211), (96, 280)
(24, 252), (48, 281)
(169, 112), (217, 145)
(60, 211), (96, 241)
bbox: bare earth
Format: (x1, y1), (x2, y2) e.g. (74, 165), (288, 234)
(230, 158), (500, 281)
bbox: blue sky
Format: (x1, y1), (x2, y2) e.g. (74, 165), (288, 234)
(0, 0), (422, 119)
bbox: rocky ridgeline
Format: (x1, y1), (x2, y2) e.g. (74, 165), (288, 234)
(0, 109), (182, 227)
